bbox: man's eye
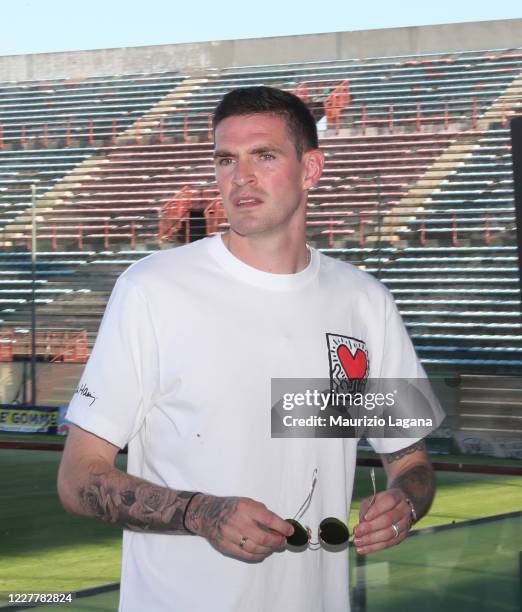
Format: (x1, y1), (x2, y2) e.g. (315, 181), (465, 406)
(217, 158), (233, 166)
(260, 153), (275, 161)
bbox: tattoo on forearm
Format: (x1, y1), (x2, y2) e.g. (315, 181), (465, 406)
(383, 440), (426, 464)
(78, 468), (195, 533)
(187, 495), (239, 543)
(389, 463), (436, 521)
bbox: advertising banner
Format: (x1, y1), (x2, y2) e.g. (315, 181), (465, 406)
(0, 405), (59, 434)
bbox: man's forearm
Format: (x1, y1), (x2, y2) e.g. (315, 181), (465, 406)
(57, 426), (245, 538)
(71, 462), (197, 533)
(388, 463), (435, 521)
(383, 441), (436, 521)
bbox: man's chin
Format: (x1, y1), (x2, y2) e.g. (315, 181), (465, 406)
(227, 221), (271, 237)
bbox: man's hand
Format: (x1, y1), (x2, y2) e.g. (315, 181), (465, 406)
(353, 487), (411, 555)
(353, 440), (436, 555)
(186, 494), (294, 562)
(58, 424), (293, 562)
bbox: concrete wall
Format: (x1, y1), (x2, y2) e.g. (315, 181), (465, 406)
(1, 18), (522, 82)
(0, 362), (83, 406)
(0, 362), (23, 404)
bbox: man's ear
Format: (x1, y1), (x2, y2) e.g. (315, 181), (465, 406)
(302, 149), (325, 190)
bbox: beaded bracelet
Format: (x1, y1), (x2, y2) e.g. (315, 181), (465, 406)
(405, 498), (418, 524)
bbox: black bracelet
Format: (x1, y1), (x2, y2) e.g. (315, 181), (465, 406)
(183, 492), (202, 535)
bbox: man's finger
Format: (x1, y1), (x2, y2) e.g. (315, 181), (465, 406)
(227, 520), (289, 558)
(225, 537), (268, 562)
(249, 505), (294, 538)
(354, 522), (408, 555)
(223, 504), (290, 551)
(210, 526), (273, 562)
(355, 504), (406, 538)
(236, 534), (274, 556)
(244, 526), (285, 552)
(203, 496), (294, 561)
(354, 508), (412, 555)
(254, 521), (288, 548)
(354, 518), (405, 548)
(360, 489), (404, 522)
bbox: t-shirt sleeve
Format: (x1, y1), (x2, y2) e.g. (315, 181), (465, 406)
(366, 287), (445, 455)
(66, 274), (159, 449)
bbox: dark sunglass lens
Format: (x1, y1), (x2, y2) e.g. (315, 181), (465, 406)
(319, 518), (349, 545)
(286, 519), (309, 547)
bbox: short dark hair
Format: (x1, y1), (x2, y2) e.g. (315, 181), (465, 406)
(212, 86), (318, 159)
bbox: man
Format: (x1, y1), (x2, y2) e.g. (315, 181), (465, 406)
(58, 86), (442, 611)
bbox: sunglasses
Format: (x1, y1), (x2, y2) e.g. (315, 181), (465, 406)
(286, 467), (376, 549)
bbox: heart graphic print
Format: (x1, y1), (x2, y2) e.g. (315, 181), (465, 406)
(337, 345), (368, 379)
(326, 333), (369, 394)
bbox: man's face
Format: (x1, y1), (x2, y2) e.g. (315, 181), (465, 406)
(213, 113), (322, 239)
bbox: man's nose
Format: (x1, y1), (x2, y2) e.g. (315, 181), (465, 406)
(232, 158), (256, 185)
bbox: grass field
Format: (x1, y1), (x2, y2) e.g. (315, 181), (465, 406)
(353, 514), (522, 611)
(0, 449), (125, 603)
(349, 465), (522, 529)
(0, 447), (521, 610)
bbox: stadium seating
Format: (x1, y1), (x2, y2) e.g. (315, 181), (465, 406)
(0, 71), (186, 149)
(0, 46), (521, 371)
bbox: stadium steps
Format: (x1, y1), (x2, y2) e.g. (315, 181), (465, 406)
(378, 78), (522, 250)
(0, 70), (186, 151)
(352, 244), (522, 368)
(126, 74), (210, 141)
(457, 374), (522, 435)
(477, 71), (522, 128)
(0, 250), (151, 334)
(0, 74), (205, 246)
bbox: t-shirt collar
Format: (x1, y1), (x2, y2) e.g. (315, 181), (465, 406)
(206, 234), (319, 291)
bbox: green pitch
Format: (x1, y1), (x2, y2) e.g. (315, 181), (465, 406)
(0, 449), (520, 610)
(0, 449), (124, 603)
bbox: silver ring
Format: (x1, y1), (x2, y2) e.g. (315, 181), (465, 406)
(239, 536), (247, 549)
(391, 523), (400, 538)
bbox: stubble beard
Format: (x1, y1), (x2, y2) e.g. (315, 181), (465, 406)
(225, 197), (306, 240)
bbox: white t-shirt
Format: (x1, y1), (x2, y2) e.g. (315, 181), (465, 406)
(66, 235), (442, 612)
